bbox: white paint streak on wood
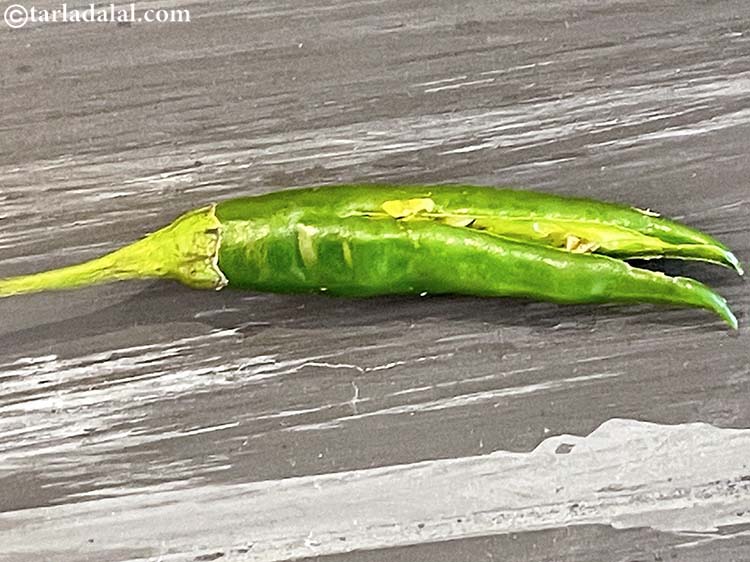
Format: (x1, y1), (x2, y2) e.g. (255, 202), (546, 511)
(0, 419), (748, 561)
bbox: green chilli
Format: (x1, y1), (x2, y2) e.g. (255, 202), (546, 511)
(0, 184), (742, 329)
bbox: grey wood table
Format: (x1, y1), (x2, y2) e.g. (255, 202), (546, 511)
(1, 1), (749, 560)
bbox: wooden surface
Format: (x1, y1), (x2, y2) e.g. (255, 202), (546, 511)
(1, 1), (749, 560)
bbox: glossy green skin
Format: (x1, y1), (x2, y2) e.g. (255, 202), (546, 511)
(0, 184), (737, 327)
(215, 186), (736, 326)
(216, 184), (732, 251)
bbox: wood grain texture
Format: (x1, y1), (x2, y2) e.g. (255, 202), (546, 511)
(0, 1), (749, 560)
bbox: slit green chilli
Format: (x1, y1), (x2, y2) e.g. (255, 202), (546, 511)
(0, 184), (743, 328)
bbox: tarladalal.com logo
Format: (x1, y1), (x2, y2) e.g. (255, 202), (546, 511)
(4, 3), (191, 28)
